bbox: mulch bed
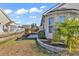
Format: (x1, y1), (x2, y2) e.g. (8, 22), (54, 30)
(42, 39), (67, 48)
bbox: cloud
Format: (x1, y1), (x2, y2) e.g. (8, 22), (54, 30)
(40, 6), (46, 9)
(30, 16), (36, 19)
(29, 7), (43, 13)
(4, 9), (13, 14)
(15, 8), (28, 15)
(15, 7), (44, 14)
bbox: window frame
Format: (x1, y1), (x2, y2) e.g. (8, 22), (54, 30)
(48, 17), (54, 33)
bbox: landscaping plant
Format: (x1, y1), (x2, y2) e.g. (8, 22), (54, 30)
(38, 30), (46, 39)
(53, 18), (79, 53)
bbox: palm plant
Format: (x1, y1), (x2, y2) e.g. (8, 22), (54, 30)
(53, 18), (79, 53)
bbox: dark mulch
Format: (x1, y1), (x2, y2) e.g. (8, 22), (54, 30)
(50, 44), (67, 48)
(42, 39), (67, 48)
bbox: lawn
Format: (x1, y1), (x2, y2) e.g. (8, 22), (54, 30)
(0, 39), (47, 56)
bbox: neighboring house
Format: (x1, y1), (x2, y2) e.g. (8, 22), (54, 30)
(22, 24), (38, 34)
(22, 25), (31, 29)
(0, 9), (12, 32)
(0, 9), (24, 34)
(7, 21), (23, 32)
(40, 3), (79, 39)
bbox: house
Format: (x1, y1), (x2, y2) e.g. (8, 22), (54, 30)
(40, 3), (79, 39)
(0, 9), (24, 34)
(7, 21), (23, 32)
(22, 24), (38, 34)
(0, 9), (13, 33)
(22, 25), (31, 29)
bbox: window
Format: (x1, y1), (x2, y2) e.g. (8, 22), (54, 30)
(59, 16), (65, 23)
(48, 17), (54, 33)
(48, 17), (54, 26)
(49, 26), (56, 33)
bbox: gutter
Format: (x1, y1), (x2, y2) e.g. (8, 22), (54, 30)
(43, 3), (65, 15)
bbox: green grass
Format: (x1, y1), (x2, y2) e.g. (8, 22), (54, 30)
(0, 39), (11, 45)
(0, 39), (48, 56)
(0, 39), (72, 56)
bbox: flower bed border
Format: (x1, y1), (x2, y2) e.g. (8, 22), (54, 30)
(36, 38), (67, 53)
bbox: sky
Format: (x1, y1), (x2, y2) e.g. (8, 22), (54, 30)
(0, 3), (57, 26)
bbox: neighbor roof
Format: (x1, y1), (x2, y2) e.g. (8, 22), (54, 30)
(0, 9), (12, 25)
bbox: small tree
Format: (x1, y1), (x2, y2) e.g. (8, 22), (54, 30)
(31, 23), (39, 32)
(53, 18), (79, 53)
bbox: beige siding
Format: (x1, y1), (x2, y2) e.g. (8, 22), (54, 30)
(0, 10), (11, 25)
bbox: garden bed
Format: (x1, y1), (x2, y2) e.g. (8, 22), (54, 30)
(50, 43), (67, 48)
(36, 39), (67, 53)
(41, 39), (67, 48)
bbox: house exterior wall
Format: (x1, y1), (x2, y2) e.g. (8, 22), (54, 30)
(0, 24), (4, 32)
(39, 26), (43, 31)
(43, 10), (79, 39)
(44, 13), (59, 39)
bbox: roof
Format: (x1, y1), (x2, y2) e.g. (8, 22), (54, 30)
(0, 9), (12, 25)
(7, 21), (16, 25)
(43, 3), (79, 15)
(43, 3), (65, 15)
(47, 8), (79, 14)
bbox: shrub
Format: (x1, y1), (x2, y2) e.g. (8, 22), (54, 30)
(52, 18), (79, 53)
(38, 30), (46, 39)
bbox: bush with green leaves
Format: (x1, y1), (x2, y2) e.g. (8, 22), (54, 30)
(38, 30), (46, 39)
(52, 18), (79, 53)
